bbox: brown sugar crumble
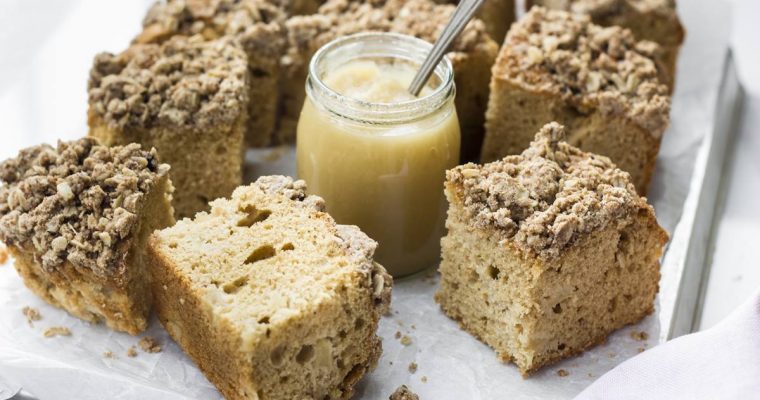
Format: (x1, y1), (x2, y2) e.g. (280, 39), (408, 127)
(0, 138), (169, 276)
(138, 336), (162, 353)
(498, 7), (670, 136)
(22, 306), (41, 326)
(408, 362), (418, 374)
(557, 369), (569, 377)
(630, 330), (649, 341)
(103, 350), (115, 359)
(395, 331), (402, 339)
(421, 376), (428, 383)
(88, 36), (249, 132)
(389, 384), (420, 400)
(400, 335), (413, 346)
(448, 123), (647, 260)
(138, 0), (284, 43)
(127, 346), (138, 358)
(43, 326), (71, 338)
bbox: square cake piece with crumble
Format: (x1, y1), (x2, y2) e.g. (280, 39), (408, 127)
(481, 7), (671, 193)
(0, 138), (174, 334)
(148, 176), (392, 399)
(88, 35), (249, 218)
(437, 123), (668, 375)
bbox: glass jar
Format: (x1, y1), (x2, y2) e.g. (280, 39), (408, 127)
(296, 32), (460, 277)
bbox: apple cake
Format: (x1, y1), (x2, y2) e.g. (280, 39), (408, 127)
(134, 0), (286, 147)
(527, 0), (684, 90)
(481, 7), (671, 193)
(284, 0), (499, 161)
(0, 138), (174, 334)
(88, 35), (249, 218)
(148, 175), (392, 399)
(437, 123), (668, 375)
(436, 0), (515, 44)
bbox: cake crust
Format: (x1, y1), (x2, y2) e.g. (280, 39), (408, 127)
(0, 139), (175, 334)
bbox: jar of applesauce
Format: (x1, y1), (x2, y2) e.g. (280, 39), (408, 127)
(296, 32), (460, 277)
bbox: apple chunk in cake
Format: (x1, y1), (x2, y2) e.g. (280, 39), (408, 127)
(437, 123), (668, 375)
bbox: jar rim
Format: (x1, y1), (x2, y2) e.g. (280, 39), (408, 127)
(306, 32), (455, 125)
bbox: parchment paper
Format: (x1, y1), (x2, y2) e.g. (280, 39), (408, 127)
(0, 0), (732, 398)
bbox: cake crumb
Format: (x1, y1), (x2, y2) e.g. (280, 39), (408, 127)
(389, 384), (419, 400)
(630, 331), (649, 341)
(638, 347), (646, 353)
(421, 376), (428, 383)
(103, 350), (115, 359)
(138, 337), (162, 353)
(395, 331), (402, 339)
(127, 346), (138, 357)
(408, 361), (418, 374)
(557, 369), (569, 377)
(43, 326), (71, 338)
(400, 335), (412, 346)
(22, 306), (41, 326)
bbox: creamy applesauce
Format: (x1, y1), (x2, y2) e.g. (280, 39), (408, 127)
(296, 33), (460, 277)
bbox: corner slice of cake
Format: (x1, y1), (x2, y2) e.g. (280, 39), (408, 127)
(283, 0), (498, 161)
(148, 176), (392, 399)
(481, 7), (671, 193)
(0, 138), (175, 334)
(527, 0), (684, 90)
(437, 123), (668, 376)
(136, 0), (287, 147)
(88, 35), (249, 218)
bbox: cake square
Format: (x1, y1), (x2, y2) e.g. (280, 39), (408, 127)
(283, 0), (499, 161)
(88, 35), (249, 218)
(0, 138), (175, 334)
(437, 123), (668, 375)
(136, 0), (287, 147)
(527, 0), (684, 90)
(148, 176), (392, 399)
(481, 7), (671, 193)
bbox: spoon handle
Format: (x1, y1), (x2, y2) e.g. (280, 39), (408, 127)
(408, 0), (486, 96)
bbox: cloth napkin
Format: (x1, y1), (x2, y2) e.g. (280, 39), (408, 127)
(575, 288), (760, 400)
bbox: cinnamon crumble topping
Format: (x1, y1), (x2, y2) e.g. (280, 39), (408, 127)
(88, 35), (249, 131)
(22, 306), (41, 326)
(497, 7), (670, 137)
(285, 0), (491, 68)
(389, 385), (419, 400)
(448, 122), (654, 259)
(0, 138), (169, 276)
(139, 0), (284, 43)
(138, 336), (163, 353)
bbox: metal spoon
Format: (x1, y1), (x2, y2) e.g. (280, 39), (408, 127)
(407, 0), (487, 96)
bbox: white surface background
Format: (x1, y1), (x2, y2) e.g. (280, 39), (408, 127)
(0, 0), (757, 396)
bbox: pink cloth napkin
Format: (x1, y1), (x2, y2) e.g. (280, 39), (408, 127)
(575, 288), (760, 399)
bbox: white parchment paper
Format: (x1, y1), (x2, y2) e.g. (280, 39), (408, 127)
(0, 0), (732, 398)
